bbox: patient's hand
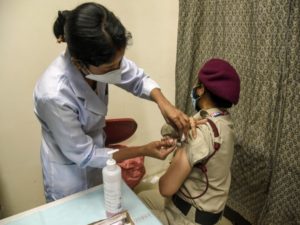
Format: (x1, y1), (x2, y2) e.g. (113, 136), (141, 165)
(161, 117), (207, 141)
(189, 117), (207, 139)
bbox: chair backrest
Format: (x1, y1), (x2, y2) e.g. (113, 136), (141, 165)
(104, 118), (137, 146)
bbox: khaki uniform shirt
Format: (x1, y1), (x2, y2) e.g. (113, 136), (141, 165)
(160, 108), (235, 225)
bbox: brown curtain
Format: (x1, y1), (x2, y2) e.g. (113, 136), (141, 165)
(175, 1), (300, 224)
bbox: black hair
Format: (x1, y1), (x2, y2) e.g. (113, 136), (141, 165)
(195, 82), (233, 108)
(53, 2), (131, 66)
(207, 91), (233, 108)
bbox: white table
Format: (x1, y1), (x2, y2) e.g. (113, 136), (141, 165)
(0, 182), (162, 225)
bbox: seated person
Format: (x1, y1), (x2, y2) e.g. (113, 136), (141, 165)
(139, 58), (241, 225)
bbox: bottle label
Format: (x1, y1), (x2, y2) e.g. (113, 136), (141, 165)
(104, 181), (122, 216)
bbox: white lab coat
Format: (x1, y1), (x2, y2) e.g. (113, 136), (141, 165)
(33, 50), (159, 202)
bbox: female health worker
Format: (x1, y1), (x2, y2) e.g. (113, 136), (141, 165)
(33, 2), (190, 202)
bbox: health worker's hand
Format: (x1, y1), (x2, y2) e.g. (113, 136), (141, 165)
(150, 89), (190, 139)
(143, 139), (177, 160)
(160, 103), (190, 138)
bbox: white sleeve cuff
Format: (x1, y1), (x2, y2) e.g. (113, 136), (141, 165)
(142, 77), (160, 99)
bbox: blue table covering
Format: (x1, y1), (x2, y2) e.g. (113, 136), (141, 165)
(0, 182), (162, 225)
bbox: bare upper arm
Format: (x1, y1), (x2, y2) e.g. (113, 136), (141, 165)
(159, 146), (192, 197)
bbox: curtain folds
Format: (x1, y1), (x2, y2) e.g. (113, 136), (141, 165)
(175, 1), (300, 224)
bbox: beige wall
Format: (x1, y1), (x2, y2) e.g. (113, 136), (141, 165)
(0, 0), (178, 218)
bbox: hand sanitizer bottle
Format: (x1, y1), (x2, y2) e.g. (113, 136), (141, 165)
(102, 149), (122, 217)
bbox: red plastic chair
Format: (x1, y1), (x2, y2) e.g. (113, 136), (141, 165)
(104, 118), (145, 189)
(104, 118), (137, 146)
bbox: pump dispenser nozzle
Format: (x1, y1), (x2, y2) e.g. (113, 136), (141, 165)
(108, 149), (119, 156)
(106, 149), (119, 168)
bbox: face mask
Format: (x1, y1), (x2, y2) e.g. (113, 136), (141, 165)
(190, 88), (201, 112)
(85, 69), (122, 84)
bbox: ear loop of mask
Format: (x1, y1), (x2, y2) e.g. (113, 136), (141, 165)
(193, 83), (204, 97)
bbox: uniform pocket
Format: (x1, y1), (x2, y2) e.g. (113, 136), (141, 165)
(47, 162), (87, 201)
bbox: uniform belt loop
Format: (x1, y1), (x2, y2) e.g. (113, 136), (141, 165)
(172, 195), (191, 215)
(172, 195), (223, 225)
(195, 209), (223, 225)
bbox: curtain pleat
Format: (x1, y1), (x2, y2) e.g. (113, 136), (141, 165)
(176, 1), (300, 224)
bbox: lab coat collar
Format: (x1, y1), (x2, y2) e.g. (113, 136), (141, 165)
(63, 50), (107, 115)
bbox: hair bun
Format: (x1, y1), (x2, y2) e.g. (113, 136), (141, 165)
(57, 11), (67, 26)
(53, 10), (70, 40)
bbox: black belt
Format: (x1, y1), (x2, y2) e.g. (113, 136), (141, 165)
(172, 195), (223, 225)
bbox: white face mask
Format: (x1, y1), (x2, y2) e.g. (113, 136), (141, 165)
(85, 69), (122, 84)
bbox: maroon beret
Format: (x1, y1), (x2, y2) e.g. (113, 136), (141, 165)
(198, 58), (240, 105)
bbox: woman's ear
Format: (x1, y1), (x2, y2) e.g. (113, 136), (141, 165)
(196, 86), (205, 97)
(71, 57), (82, 68)
(71, 58), (89, 74)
